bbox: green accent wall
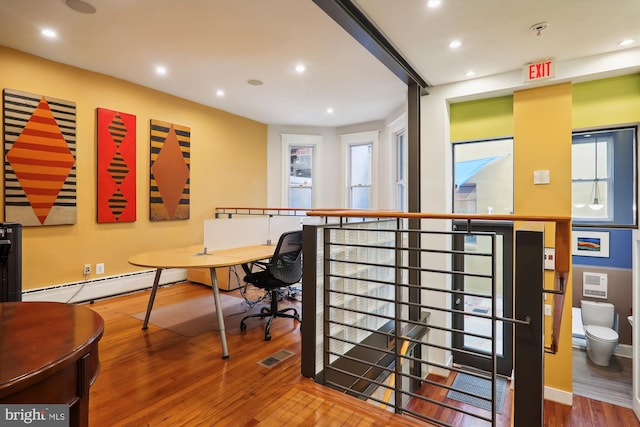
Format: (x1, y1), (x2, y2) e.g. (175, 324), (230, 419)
(449, 95), (513, 142)
(573, 73), (640, 128)
(451, 73), (640, 142)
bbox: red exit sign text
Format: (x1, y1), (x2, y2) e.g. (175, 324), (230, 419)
(524, 59), (555, 82)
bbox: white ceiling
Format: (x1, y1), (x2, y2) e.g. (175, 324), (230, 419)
(0, 0), (638, 127)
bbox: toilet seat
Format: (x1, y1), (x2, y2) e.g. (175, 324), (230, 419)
(584, 325), (618, 343)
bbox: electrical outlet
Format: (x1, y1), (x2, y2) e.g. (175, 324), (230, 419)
(83, 264), (91, 275)
(96, 263), (104, 275)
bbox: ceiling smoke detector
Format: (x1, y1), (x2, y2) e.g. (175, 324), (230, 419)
(530, 22), (549, 36)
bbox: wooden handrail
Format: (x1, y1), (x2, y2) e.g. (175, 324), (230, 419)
(307, 209), (571, 273)
(213, 206), (350, 218)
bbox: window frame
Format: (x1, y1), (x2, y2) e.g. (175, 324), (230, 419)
(451, 137), (514, 215)
(571, 127), (637, 227)
(341, 130), (379, 209)
(281, 134), (322, 209)
(395, 130), (407, 211)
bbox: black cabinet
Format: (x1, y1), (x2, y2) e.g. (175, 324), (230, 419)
(0, 223), (22, 302)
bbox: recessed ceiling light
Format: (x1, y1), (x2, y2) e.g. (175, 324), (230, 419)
(155, 65), (167, 75)
(618, 39), (634, 46)
(295, 64), (306, 74)
(216, 89), (225, 97)
(449, 40), (462, 49)
(464, 70), (476, 77)
(41, 29), (57, 39)
(65, 0), (96, 14)
(427, 0), (441, 8)
(247, 79), (264, 86)
(326, 107), (334, 114)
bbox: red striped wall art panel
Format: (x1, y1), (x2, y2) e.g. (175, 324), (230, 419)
(97, 108), (136, 223)
(3, 89), (77, 226)
(149, 119), (190, 221)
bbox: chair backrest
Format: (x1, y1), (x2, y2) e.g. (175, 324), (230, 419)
(268, 230), (303, 284)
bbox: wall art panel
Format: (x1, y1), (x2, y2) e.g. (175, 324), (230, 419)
(3, 89), (77, 226)
(149, 119), (190, 221)
(97, 108), (136, 223)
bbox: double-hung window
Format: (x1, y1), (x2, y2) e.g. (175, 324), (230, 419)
(282, 134), (321, 209)
(342, 131), (378, 209)
(572, 127), (637, 226)
(395, 130), (407, 211)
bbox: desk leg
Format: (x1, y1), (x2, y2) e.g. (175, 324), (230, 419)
(210, 267), (229, 359)
(142, 268), (163, 330)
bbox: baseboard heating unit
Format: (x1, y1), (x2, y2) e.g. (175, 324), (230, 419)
(21, 269), (187, 303)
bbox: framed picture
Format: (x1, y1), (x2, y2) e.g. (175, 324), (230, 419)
(572, 230), (609, 258)
(3, 88), (77, 226)
(97, 108), (136, 223)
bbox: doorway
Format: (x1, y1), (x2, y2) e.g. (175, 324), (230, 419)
(451, 221), (514, 376)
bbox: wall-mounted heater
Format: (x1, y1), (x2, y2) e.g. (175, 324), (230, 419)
(582, 272), (607, 299)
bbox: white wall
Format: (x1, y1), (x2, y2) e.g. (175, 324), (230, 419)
(267, 125), (340, 208)
(268, 113), (406, 210)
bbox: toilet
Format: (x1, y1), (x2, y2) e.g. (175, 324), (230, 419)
(581, 300), (619, 367)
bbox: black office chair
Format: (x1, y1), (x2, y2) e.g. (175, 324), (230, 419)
(240, 230), (302, 341)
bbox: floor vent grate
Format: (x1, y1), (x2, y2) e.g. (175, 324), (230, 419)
(258, 349), (294, 368)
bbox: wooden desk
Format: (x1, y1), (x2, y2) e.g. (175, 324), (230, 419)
(128, 244), (275, 359)
(0, 302), (104, 427)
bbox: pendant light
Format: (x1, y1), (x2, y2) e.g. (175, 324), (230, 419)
(588, 138), (604, 210)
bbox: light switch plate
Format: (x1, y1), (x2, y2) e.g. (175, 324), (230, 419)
(544, 247), (555, 270)
(533, 170), (550, 185)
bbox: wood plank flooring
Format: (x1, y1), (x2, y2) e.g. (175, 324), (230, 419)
(85, 282), (639, 426)
(573, 346), (633, 408)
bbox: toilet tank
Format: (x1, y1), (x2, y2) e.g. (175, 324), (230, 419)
(580, 300), (615, 328)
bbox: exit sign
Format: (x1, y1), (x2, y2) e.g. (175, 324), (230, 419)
(524, 59), (555, 82)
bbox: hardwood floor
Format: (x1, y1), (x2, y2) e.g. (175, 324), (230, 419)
(573, 346), (633, 408)
(86, 282), (638, 426)
(407, 372), (513, 426)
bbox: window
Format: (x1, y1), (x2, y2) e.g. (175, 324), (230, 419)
(395, 131), (407, 211)
(289, 145), (313, 208)
(350, 143), (372, 208)
(572, 127), (637, 226)
(452, 138), (513, 214)
(281, 134), (321, 209)
(342, 131), (378, 209)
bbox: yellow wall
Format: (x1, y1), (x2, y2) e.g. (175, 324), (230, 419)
(0, 46), (268, 290)
(513, 83), (573, 394)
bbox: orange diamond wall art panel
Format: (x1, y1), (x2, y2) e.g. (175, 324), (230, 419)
(97, 108), (136, 223)
(149, 119), (190, 221)
(3, 89), (77, 226)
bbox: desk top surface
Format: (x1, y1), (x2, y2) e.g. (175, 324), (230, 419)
(128, 244), (275, 269)
(0, 302), (104, 393)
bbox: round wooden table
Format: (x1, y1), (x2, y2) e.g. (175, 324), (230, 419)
(0, 302), (104, 427)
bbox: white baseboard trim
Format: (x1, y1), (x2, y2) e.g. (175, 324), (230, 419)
(21, 269), (187, 303)
(429, 353), (454, 378)
(544, 386), (573, 406)
(616, 344), (633, 359)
